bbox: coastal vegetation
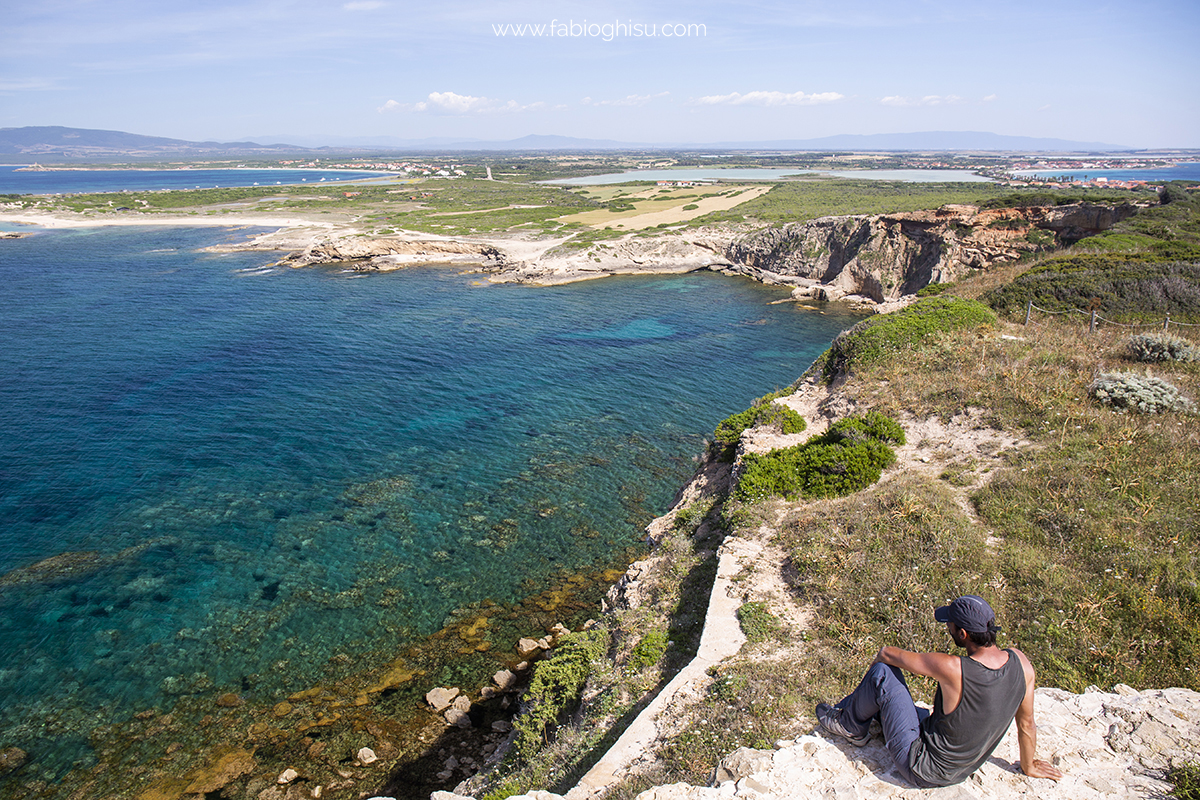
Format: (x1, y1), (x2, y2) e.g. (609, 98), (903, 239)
(733, 412), (905, 502)
(711, 392), (805, 458)
(462, 184), (1200, 799)
(809, 296), (999, 382)
(3, 154), (1197, 799)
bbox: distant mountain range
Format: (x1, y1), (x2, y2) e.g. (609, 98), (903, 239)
(0, 125), (1136, 160)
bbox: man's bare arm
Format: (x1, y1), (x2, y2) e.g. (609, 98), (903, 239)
(873, 646), (959, 683)
(1013, 649), (1062, 780)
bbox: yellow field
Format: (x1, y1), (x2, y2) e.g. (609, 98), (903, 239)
(556, 184), (770, 230)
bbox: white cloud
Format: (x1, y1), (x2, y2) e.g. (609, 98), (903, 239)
(880, 94), (964, 107)
(378, 91), (544, 114)
(582, 92), (668, 107)
(982, 94), (997, 102)
(343, 1), (385, 9)
(693, 90), (843, 107)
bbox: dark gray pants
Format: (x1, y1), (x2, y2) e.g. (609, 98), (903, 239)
(834, 662), (931, 787)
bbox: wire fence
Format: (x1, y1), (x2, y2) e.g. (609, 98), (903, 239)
(1023, 301), (1200, 334)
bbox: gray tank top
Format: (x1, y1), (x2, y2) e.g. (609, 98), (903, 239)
(908, 649), (1026, 787)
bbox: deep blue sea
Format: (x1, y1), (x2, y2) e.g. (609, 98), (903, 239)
(0, 225), (860, 781)
(0, 166), (391, 195)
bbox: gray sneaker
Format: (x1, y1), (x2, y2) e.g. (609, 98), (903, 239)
(816, 702), (869, 746)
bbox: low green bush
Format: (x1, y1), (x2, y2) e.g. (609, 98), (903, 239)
(1089, 372), (1196, 414)
(512, 629), (610, 762)
(736, 602), (782, 644)
(734, 411), (904, 501)
(1126, 332), (1199, 363)
(628, 630), (669, 671)
(810, 296), (997, 383)
(1170, 762), (1200, 800)
(713, 394), (806, 459)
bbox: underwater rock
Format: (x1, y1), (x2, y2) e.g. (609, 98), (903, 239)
(184, 746), (257, 795)
(216, 692), (244, 708)
(0, 747), (27, 775)
(273, 702), (293, 717)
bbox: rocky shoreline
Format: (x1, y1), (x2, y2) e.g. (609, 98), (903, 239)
(1, 200), (1139, 312)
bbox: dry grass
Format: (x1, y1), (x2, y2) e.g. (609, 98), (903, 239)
(631, 315), (1198, 788)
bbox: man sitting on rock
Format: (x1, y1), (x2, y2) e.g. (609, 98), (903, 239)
(816, 595), (1062, 787)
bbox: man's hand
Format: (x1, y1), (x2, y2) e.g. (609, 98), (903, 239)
(1021, 758), (1062, 780)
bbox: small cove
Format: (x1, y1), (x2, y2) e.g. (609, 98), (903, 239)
(0, 225), (862, 786)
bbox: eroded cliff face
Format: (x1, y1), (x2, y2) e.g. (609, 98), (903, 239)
(723, 202), (1138, 302)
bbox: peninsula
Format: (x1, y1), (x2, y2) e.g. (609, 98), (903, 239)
(1, 155), (1197, 800)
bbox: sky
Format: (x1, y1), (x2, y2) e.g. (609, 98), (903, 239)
(2, 0), (1199, 148)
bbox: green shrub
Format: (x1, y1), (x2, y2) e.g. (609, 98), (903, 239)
(681, 203), (699, 211)
(713, 394), (806, 458)
(1089, 372), (1196, 414)
(628, 630), (669, 671)
(983, 252), (1200, 323)
(1170, 762), (1200, 800)
(512, 629), (610, 761)
(811, 297), (997, 382)
(916, 282), (952, 297)
(825, 411), (906, 446)
(736, 602), (781, 644)
(734, 412), (904, 501)
(1126, 332), (1199, 363)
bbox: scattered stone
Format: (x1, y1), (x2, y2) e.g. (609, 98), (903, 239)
(444, 708), (472, 728)
(491, 720), (512, 733)
(451, 695), (472, 713)
(278, 768), (300, 784)
(536, 637), (552, 650)
(480, 686), (497, 700)
(426, 687), (460, 712)
(493, 669), (517, 691)
(713, 747), (775, 785)
(516, 638), (542, 659)
(357, 747), (378, 765)
(0, 747), (27, 775)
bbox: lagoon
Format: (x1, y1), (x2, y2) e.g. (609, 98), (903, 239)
(548, 168), (994, 185)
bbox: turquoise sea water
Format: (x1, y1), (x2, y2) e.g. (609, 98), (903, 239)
(0, 226), (861, 781)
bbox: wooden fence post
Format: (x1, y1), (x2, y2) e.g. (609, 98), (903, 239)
(1164, 315), (1171, 332)
(1025, 301), (1032, 326)
(1089, 310), (1097, 334)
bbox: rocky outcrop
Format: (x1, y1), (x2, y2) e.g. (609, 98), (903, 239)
(433, 685), (1199, 800)
(485, 232), (735, 285)
(276, 235), (508, 271)
(723, 203), (1138, 302)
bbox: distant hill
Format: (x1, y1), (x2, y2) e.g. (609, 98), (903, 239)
(0, 126), (304, 161)
(717, 131), (1134, 152)
(0, 126), (1136, 160)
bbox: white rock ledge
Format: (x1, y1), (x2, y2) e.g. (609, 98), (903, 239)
(435, 684), (1199, 800)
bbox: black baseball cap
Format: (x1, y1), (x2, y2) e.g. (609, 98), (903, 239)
(934, 595), (999, 634)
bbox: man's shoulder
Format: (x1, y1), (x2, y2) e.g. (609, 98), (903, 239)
(1006, 647), (1036, 681)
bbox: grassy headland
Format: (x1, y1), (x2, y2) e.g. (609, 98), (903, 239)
(463, 182), (1200, 799)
